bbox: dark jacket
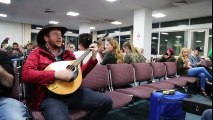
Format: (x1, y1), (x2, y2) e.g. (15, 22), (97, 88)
(176, 57), (189, 76)
(0, 51), (15, 97)
(101, 53), (117, 65)
(22, 47), (97, 110)
(160, 55), (176, 62)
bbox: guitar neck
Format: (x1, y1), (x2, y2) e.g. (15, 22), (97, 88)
(72, 50), (92, 67)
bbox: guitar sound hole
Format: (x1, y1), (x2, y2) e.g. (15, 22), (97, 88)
(67, 65), (75, 71)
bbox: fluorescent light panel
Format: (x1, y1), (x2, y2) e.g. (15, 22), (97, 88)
(161, 32), (169, 35)
(106, 0), (117, 2)
(49, 21), (59, 24)
(152, 13), (166, 18)
(90, 27), (96, 30)
(196, 41), (202, 43)
(0, 13), (7, 17)
(111, 21), (122, 25)
(67, 12), (79, 17)
(0, 0), (10, 4)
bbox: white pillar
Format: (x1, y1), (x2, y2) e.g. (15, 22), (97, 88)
(133, 8), (152, 59)
(79, 23), (90, 34)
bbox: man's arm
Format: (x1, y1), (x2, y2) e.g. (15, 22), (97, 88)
(0, 65), (14, 88)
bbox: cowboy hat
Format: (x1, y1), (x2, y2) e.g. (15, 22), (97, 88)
(37, 24), (67, 46)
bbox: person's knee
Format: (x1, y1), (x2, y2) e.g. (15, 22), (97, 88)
(202, 109), (212, 120)
(1, 98), (27, 120)
(199, 73), (206, 79)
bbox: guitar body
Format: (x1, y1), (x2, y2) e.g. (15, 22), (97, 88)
(45, 60), (82, 95)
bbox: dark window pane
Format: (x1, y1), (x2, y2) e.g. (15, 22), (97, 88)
(97, 30), (106, 35)
(152, 23), (160, 29)
(120, 35), (130, 49)
(161, 19), (189, 28)
(191, 16), (212, 25)
(151, 33), (159, 55)
(107, 28), (120, 34)
(120, 27), (131, 32)
(160, 31), (188, 56)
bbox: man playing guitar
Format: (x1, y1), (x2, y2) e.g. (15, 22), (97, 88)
(22, 24), (113, 120)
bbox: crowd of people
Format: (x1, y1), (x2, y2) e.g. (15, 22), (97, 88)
(0, 24), (212, 120)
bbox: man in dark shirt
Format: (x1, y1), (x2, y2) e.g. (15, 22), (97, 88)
(0, 51), (28, 120)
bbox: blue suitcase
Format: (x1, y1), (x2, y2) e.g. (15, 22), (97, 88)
(149, 90), (189, 120)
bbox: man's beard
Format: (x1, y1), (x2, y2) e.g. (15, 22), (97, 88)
(49, 41), (62, 49)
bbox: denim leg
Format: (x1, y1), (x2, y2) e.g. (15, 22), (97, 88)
(197, 73), (206, 90)
(0, 98), (28, 120)
(41, 98), (70, 120)
(188, 67), (212, 80)
(68, 88), (113, 120)
(201, 109), (212, 120)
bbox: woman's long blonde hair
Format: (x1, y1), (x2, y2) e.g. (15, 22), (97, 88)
(107, 38), (123, 64)
(179, 48), (191, 59)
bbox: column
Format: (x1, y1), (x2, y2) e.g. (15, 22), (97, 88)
(133, 8), (152, 59)
(79, 23), (90, 34)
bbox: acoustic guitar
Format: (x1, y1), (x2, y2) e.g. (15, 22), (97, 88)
(45, 34), (108, 95)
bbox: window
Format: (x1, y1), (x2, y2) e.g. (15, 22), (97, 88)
(160, 31), (188, 56)
(190, 16), (212, 25)
(151, 33), (159, 55)
(208, 29), (212, 55)
(152, 23), (160, 29)
(97, 30), (106, 35)
(191, 31), (206, 56)
(120, 35), (130, 50)
(161, 19), (189, 28)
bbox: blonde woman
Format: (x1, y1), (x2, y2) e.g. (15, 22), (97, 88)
(101, 38), (123, 65)
(177, 48), (212, 97)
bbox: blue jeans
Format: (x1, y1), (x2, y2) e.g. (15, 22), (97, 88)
(0, 98), (28, 120)
(201, 109), (212, 120)
(188, 67), (212, 90)
(41, 88), (113, 120)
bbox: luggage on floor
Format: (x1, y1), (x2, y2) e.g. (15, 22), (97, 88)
(149, 90), (189, 120)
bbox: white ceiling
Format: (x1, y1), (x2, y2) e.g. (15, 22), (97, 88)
(0, 0), (212, 31)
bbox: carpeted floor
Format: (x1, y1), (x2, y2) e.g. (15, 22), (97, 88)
(104, 94), (212, 120)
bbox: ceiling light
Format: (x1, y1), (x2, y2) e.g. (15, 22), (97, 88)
(196, 41), (202, 43)
(90, 27), (96, 30)
(0, 13), (7, 17)
(152, 37), (158, 40)
(152, 13), (166, 18)
(209, 35), (212, 37)
(106, 0), (117, 2)
(49, 21), (59, 24)
(67, 12), (79, 17)
(176, 36), (182, 39)
(36, 27), (42, 30)
(0, 0), (10, 4)
(161, 32), (169, 35)
(67, 31), (73, 34)
(111, 21), (122, 25)
(165, 40), (168, 42)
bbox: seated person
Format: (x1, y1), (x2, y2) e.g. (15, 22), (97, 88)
(101, 38), (123, 65)
(123, 42), (145, 64)
(22, 25), (112, 120)
(0, 51), (28, 120)
(177, 48), (212, 97)
(66, 42), (76, 53)
(189, 47), (205, 68)
(208, 49), (212, 62)
(74, 33), (102, 64)
(160, 48), (176, 62)
(202, 109), (212, 120)
(9, 42), (24, 59)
